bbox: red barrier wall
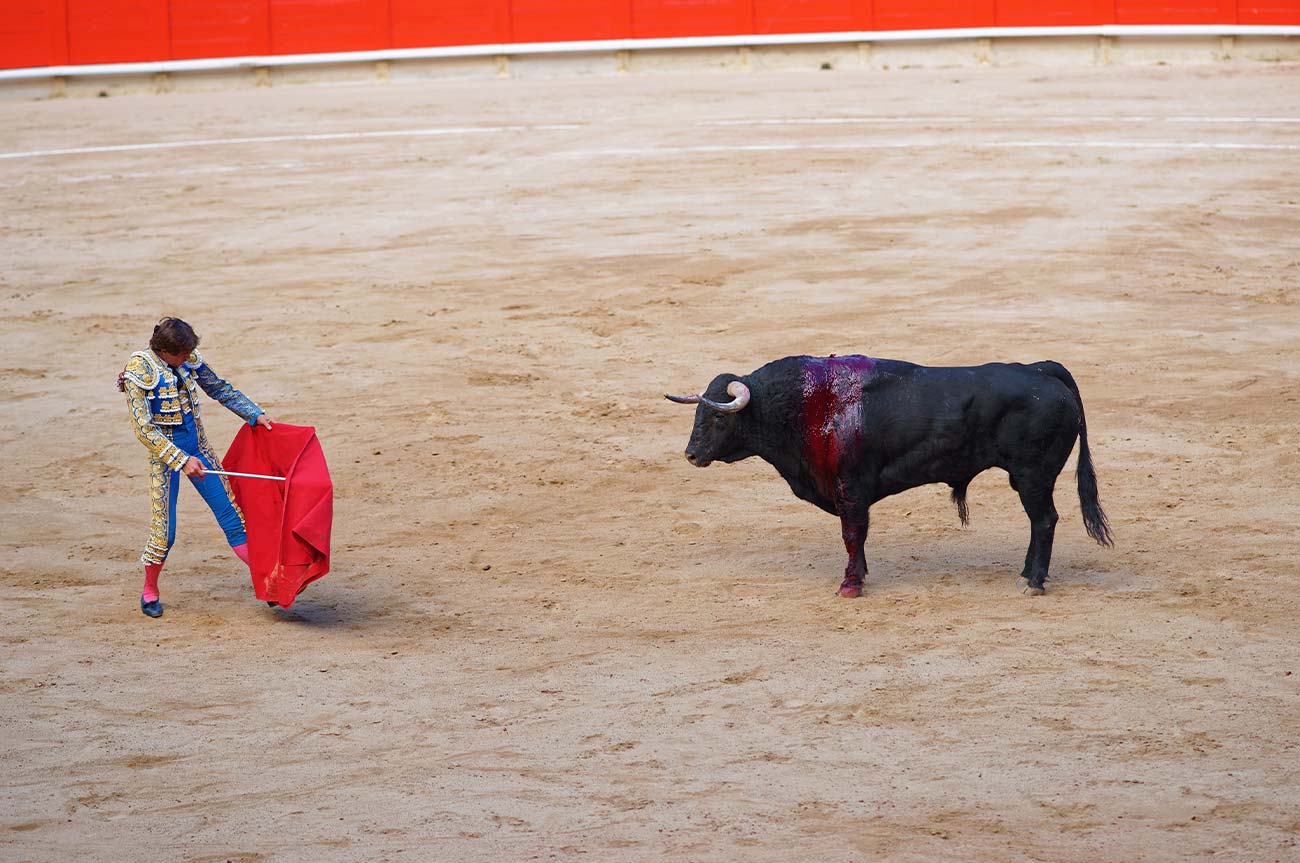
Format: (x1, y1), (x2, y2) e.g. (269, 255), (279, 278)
(631, 0), (753, 38)
(997, 0), (1114, 26)
(270, 0), (389, 54)
(1, 0), (1296, 70)
(171, 0), (269, 59)
(512, 0), (632, 42)
(1241, 0), (1300, 23)
(0, 1), (68, 67)
(390, 0), (509, 48)
(753, 0), (869, 34)
(1116, 0), (1234, 24)
(64, 0), (169, 64)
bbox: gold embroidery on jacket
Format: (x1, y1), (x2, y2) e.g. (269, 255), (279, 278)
(142, 458), (172, 565)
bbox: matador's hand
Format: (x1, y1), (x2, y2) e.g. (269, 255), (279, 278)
(116, 369), (127, 392)
(182, 457), (207, 479)
(256, 414), (274, 430)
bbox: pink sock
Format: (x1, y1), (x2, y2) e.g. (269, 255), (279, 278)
(142, 563), (163, 602)
(231, 543), (250, 566)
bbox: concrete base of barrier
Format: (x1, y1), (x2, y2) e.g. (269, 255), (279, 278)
(1223, 35), (1299, 61)
(386, 56), (502, 81)
(2, 34), (1296, 100)
(166, 67), (267, 92)
(624, 46), (748, 73)
(61, 73), (165, 99)
(984, 35), (1101, 66)
(748, 44), (862, 71)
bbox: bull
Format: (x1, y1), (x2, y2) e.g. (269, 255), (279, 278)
(667, 355), (1112, 597)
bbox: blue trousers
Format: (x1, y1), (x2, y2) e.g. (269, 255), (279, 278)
(153, 417), (247, 560)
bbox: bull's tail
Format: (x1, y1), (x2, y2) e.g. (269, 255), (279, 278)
(1033, 361), (1113, 547)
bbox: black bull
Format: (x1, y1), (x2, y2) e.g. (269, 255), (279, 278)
(667, 355), (1112, 597)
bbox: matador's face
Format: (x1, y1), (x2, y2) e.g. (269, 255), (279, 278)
(156, 349), (190, 368)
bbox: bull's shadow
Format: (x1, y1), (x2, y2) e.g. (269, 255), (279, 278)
(736, 534), (1107, 595)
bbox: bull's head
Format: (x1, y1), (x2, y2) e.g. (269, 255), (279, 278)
(665, 374), (752, 467)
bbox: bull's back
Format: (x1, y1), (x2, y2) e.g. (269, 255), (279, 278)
(858, 360), (1080, 496)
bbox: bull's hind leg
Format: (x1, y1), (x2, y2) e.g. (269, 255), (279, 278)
(1014, 479), (1059, 595)
(1008, 473), (1041, 584)
(837, 513), (870, 598)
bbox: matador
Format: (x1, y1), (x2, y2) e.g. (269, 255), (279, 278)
(120, 318), (274, 618)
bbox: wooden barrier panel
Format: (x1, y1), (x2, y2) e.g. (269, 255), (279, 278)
(874, 0), (996, 30)
(997, 0), (1114, 26)
(1238, 0), (1300, 23)
(171, 0), (270, 59)
(510, 0), (632, 42)
(391, 0), (510, 48)
(631, 0), (752, 38)
(752, 0), (869, 34)
(65, 0), (169, 64)
(0, 0), (68, 68)
(269, 0), (389, 54)
(1116, 0), (1236, 24)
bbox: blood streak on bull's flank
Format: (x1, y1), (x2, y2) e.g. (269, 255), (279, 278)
(800, 355), (877, 506)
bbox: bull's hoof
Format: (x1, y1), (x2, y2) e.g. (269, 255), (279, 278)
(1024, 585), (1046, 596)
(838, 585), (863, 598)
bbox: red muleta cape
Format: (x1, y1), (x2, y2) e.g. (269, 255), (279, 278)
(223, 424), (333, 608)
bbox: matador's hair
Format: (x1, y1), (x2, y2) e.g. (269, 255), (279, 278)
(150, 317), (200, 357)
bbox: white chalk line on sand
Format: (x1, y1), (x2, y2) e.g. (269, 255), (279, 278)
(574, 140), (1300, 157)
(2, 115), (1295, 163)
(700, 115), (1300, 126)
(0, 124), (581, 161)
(5, 140), (1294, 187)
(2, 116), (1294, 164)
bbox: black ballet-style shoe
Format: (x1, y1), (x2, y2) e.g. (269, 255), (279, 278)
(266, 601), (278, 608)
(140, 597), (163, 618)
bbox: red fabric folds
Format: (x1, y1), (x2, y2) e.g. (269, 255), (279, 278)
(223, 423), (333, 608)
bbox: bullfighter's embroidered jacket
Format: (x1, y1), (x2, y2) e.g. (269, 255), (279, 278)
(123, 349), (263, 467)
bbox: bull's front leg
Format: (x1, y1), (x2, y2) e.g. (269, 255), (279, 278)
(837, 511), (870, 598)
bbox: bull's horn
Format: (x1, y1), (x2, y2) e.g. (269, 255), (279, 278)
(698, 381), (751, 413)
(664, 393), (701, 404)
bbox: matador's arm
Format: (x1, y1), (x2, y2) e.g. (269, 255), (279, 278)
(190, 352), (264, 426)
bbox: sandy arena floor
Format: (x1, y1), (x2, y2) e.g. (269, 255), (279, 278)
(2, 63), (1299, 862)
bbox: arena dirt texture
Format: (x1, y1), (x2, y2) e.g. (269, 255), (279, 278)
(1, 64), (1298, 862)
